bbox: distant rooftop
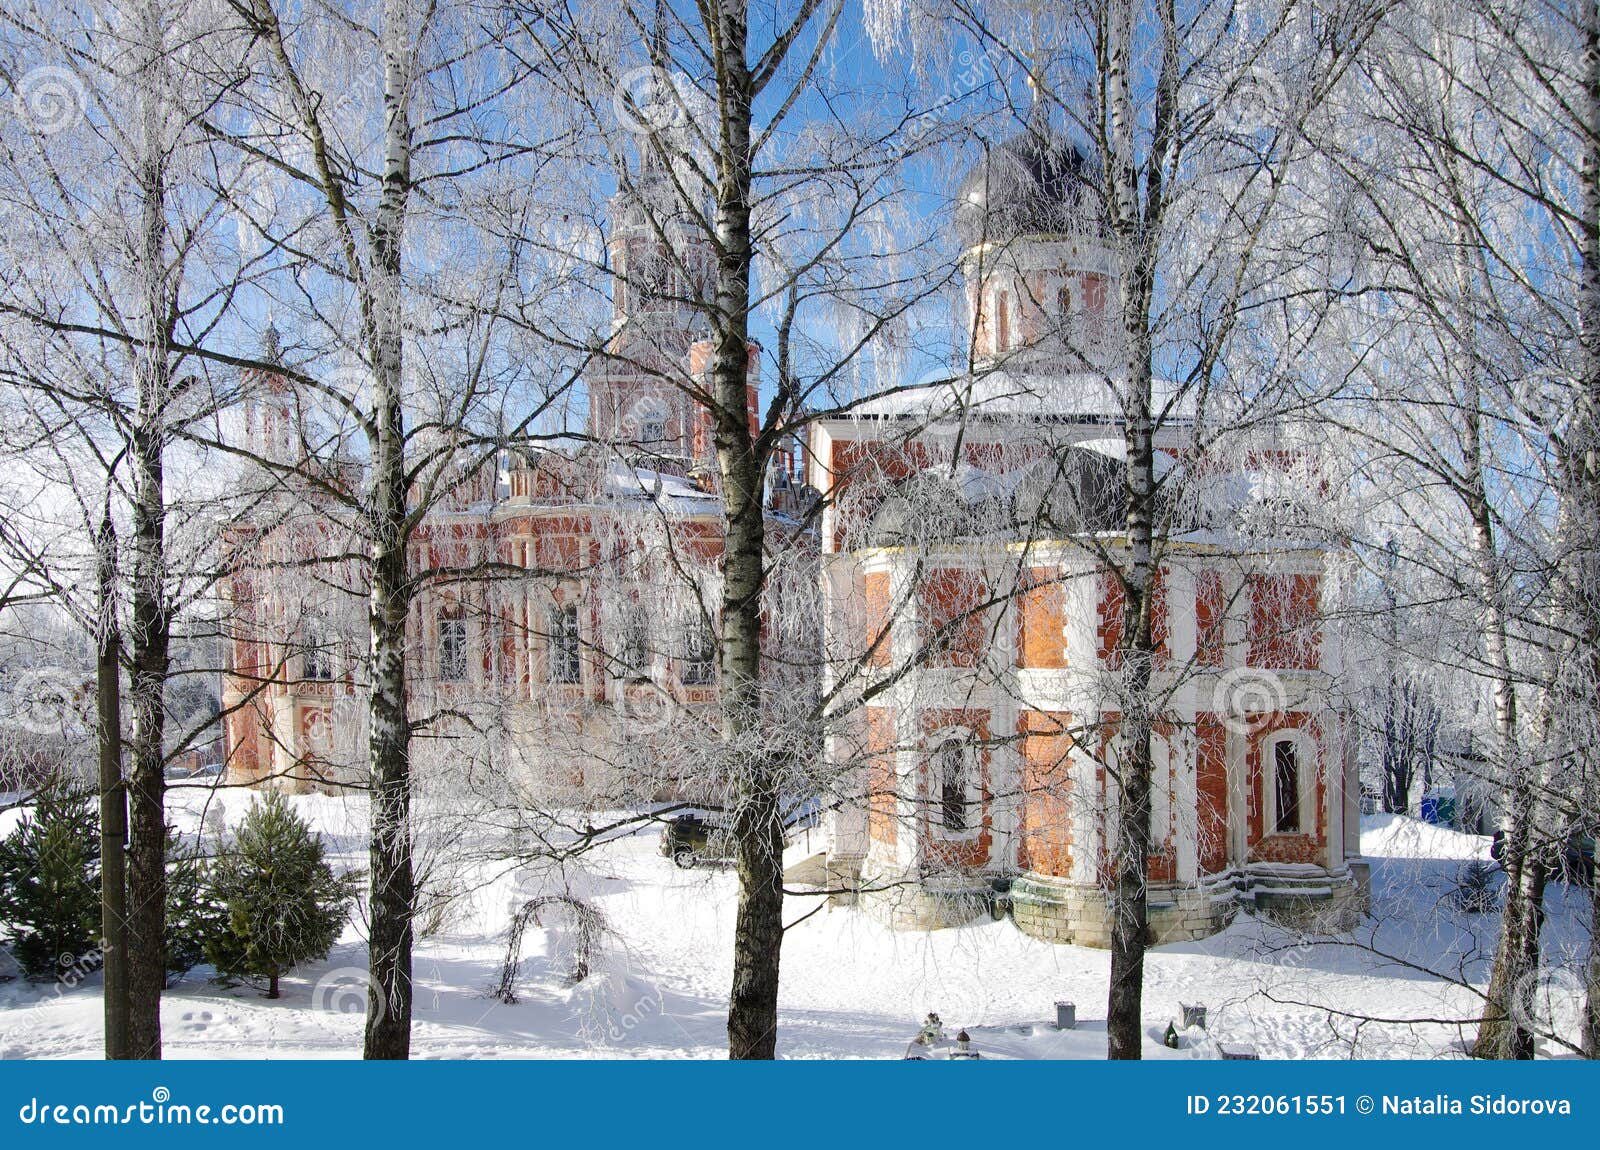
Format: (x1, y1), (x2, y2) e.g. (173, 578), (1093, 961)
(842, 367), (1195, 423)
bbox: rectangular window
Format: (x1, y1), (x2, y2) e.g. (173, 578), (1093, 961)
(550, 603), (581, 685)
(682, 621), (716, 685)
(617, 610), (649, 679)
(1248, 573), (1321, 669)
(937, 740), (968, 832)
(1274, 740), (1301, 833)
(301, 616), (333, 682)
(439, 613), (468, 682)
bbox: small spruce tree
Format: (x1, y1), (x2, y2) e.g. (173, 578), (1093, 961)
(163, 830), (226, 985)
(0, 785), (102, 980)
(204, 791), (352, 998)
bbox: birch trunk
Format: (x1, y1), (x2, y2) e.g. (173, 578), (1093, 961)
(1445, 182), (1528, 1061)
(1102, 0), (1171, 1061)
(703, 0), (784, 1061)
(363, 24), (417, 1060)
(1466, 439), (1536, 1058)
(1105, 304), (1157, 1062)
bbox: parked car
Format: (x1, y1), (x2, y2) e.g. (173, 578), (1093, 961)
(659, 813), (733, 869)
(163, 761), (223, 782)
(658, 801), (822, 870)
(1490, 830), (1595, 886)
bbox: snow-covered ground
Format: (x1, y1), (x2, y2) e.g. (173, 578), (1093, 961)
(0, 790), (1590, 1059)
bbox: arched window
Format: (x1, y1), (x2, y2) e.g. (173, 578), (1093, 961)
(936, 738), (969, 832)
(995, 291), (1011, 353)
(1271, 736), (1303, 833)
(1057, 284), (1072, 315)
(630, 398), (669, 447)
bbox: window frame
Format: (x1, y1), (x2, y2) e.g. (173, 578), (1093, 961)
(927, 733), (981, 840)
(1263, 730), (1314, 837)
(437, 608), (469, 683)
(681, 619), (716, 686)
(549, 602), (582, 686)
(300, 613), (335, 683)
(629, 398), (670, 448)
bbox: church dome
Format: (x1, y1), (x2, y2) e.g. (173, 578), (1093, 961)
(955, 118), (1102, 250)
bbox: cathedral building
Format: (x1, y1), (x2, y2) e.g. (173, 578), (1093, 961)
(221, 111), (1366, 945)
(807, 115), (1367, 942)
(220, 160), (805, 801)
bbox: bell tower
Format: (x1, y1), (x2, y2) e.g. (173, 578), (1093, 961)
(954, 87), (1116, 372)
(588, 11), (715, 467)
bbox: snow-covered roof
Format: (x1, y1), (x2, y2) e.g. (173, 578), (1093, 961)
(851, 442), (1333, 553)
(845, 367), (1194, 423)
(602, 460), (722, 514)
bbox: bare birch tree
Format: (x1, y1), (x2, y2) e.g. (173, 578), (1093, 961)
(0, 0), (258, 1057)
(202, 0), (576, 1058)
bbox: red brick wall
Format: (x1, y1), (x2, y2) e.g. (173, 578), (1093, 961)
(866, 707), (897, 847)
(920, 568), (988, 668)
(1098, 569), (1167, 667)
(1086, 715), (1219, 883)
(1196, 570), (1226, 667)
(1098, 573), (1123, 664)
(1018, 709), (1074, 876)
(1150, 568), (1171, 668)
(1248, 573), (1321, 669)
(224, 701), (269, 782)
(827, 439), (925, 553)
(1196, 713), (1229, 874)
(1084, 274), (1107, 311)
(825, 437), (1050, 552)
(864, 571), (891, 668)
(686, 340), (761, 439)
(1016, 567), (1068, 669)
